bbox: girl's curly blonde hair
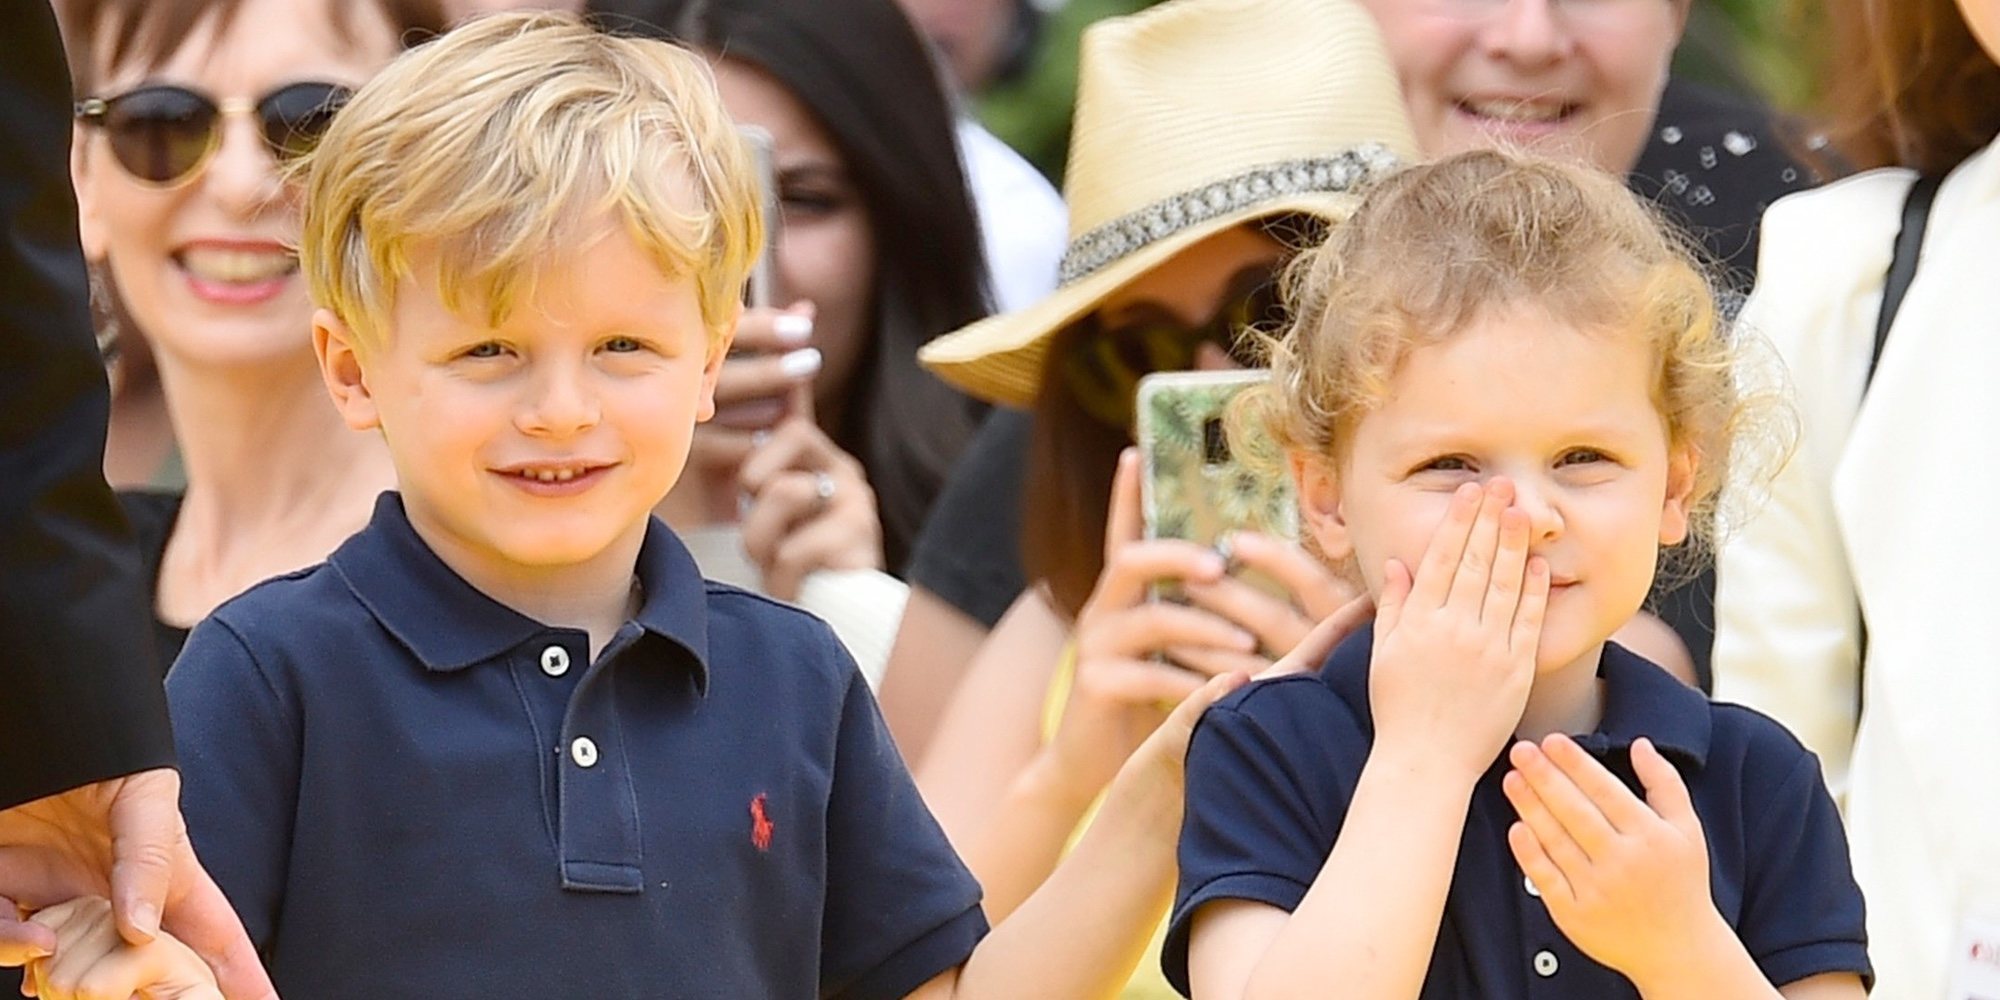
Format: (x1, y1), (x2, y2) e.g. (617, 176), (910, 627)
(1234, 150), (1794, 575)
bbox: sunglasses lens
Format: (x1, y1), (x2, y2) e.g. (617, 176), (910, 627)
(103, 87), (216, 184)
(260, 83), (352, 161)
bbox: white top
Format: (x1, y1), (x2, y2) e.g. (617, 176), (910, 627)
(677, 525), (907, 691)
(956, 117), (1068, 313)
(1714, 136), (2000, 999)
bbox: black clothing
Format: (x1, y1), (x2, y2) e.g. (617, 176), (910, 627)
(117, 491), (191, 667)
(904, 408), (1033, 627)
(0, 0), (173, 810)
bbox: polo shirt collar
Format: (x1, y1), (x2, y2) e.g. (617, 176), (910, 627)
(330, 492), (711, 687)
(1317, 622), (1711, 769)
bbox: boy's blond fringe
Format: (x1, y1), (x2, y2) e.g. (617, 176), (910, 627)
(295, 11), (762, 350)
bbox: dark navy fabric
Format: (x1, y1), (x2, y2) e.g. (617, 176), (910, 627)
(168, 493), (986, 1000)
(1162, 626), (1871, 997)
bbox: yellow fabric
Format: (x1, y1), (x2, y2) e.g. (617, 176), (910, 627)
(1041, 645), (1181, 1000)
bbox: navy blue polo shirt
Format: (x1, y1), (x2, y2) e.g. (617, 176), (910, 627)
(1162, 626), (1871, 997)
(166, 493), (986, 999)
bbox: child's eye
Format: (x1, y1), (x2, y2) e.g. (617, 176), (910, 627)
(1558, 448), (1610, 467)
(603, 336), (644, 353)
(462, 341), (508, 360)
(1420, 455), (1474, 473)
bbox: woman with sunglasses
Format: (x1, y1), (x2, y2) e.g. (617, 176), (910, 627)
(58, 0), (446, 665)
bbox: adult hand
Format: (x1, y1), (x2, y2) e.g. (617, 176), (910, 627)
(0, 770), (274, 1000)
(1052, 449), (1361, 797)
(1369, 478), (1547, 781)
(679, 303), (822, 519)
(737, 415), (884, 601)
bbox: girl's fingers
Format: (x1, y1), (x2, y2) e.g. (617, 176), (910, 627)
(1086, 540), (1229, 612)
(1104, 449), (1145, 559)
(1082, 601), (1258, 662)
(1445, 478), (1514, 614)
(1224, 532), (1357, 619)
(1409, 482), (1483, 610)
(1509, 557), (1550, 659)
(1631, 738), (1701, 833)
(1507, 742), (1617, 860)
(1541, 734), (1655, 836)
(1373, 558), (1413, 635)
(1183, 576), (1309, 654)
(1482, 507), (1532, 626)
(1502, 769), (1595, 882)
(1508, 822), (1573, 907)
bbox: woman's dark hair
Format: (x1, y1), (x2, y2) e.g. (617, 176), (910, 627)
(591, 0), (992, 570)
(1818, 0), (2000, 174)
(56, 0), (448, 95)
(1022, 321), (1128, 619)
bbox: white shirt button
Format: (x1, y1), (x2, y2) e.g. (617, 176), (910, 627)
(1533, 950), (1559, 978)
(569, 736), (599, 768)
(539, 645), (570, 678)
(1524, 874), (1541, 898)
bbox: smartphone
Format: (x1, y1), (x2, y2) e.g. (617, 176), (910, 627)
(1135, 370), (1298, 604)
(738, 124), (783, 310)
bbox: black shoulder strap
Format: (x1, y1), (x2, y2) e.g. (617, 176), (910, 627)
(1856, 171), (1941, 700)
(1868, 172), (1943, 388)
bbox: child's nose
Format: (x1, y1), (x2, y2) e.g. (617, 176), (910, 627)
(1507, 476), (1565, 542)
(517, 367), (601, 437)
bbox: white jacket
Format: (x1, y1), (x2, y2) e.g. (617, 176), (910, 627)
(1714, 136), (2000, 999)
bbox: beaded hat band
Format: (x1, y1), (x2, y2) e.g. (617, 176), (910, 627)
(1057, 146), (1403, 288)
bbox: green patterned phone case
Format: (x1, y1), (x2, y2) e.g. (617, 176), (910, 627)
(1135, 370), (1298, 605)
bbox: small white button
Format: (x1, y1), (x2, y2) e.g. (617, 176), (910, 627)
(1524, 874), (1541, 898)
(539, 645), (570, 677)
(569, 736), (599, 768)
(1533, 950), (1559, 978)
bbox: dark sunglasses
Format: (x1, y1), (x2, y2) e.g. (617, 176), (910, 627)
(1061, 267), (1285, 428)
(74, 81), (353, 187)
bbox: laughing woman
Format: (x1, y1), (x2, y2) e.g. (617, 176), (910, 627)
(59, 0), (445, 663)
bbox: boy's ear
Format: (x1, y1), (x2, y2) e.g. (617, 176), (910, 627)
(694, 302), (742, 424)
(1658, 442), (1698, 546)
(71, 127), (107, 261)
(1292, 450), (1355, 563)
(314, 308), (381, 432)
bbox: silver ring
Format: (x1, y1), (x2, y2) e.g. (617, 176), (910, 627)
(812, 471), (837, 510)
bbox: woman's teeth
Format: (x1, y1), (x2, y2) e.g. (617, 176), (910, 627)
(179, 247), (297, 284)
(1461, 99), (1572, 124)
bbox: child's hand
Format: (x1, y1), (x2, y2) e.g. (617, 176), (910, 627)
(1503, 736), (1723, 986)
(1369, 479), (1546, 780)
(23, 896), (220, 1000)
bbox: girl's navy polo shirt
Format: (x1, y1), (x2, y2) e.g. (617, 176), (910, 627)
(167, 493), (986, 999)
(1163, 627), (1871, 997)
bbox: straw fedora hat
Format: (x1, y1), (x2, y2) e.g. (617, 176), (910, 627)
(918, 0), (1418, 407)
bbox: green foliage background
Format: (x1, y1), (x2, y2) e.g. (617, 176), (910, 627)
(980, 0), (1828, 183)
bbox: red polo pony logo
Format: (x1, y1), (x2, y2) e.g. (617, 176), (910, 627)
(750, 793), (774, 852)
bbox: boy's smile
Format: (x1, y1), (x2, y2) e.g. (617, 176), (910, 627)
(1298, 305), (1694, 680)
(317, 220), (728, 591)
